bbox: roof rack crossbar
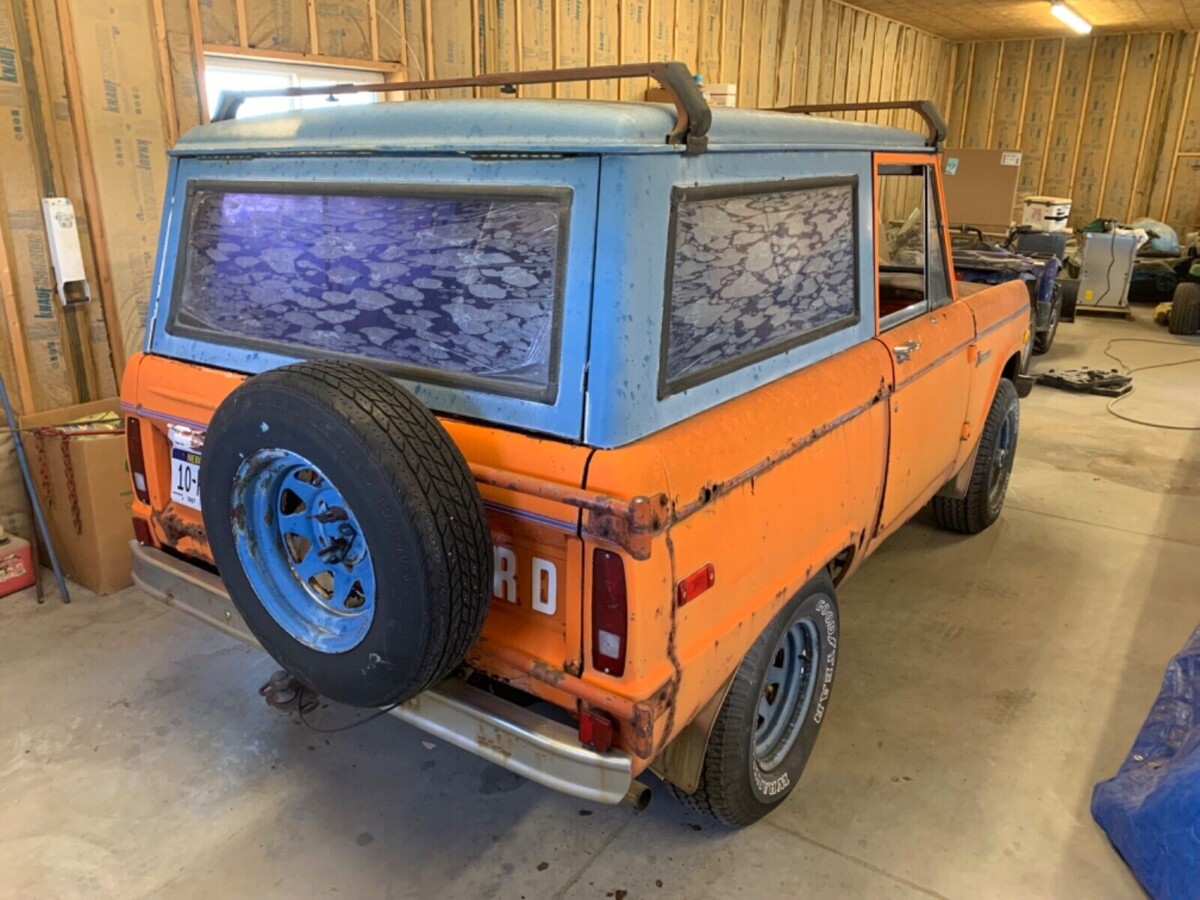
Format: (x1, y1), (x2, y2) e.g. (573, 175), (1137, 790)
(773, 100), (948, 149)
(211, 61), (713, 154)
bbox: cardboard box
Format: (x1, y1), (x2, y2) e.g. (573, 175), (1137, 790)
(20, 399), (133, 595)
(941, 148), (1022, 233)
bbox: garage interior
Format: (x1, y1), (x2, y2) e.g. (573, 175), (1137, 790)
(1, 0), (1199, 896)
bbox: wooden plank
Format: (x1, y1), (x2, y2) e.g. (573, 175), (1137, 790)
(983, 39), (1005, 147)
(738, 0), (763, 108)
(805, 0), (825, 104)
(50, 0), (126, 378)
(963, 42), (1000, 147)
(557, 0), (587, 98)
(1161, 34), (1200, 220)
(234, 0), (248, 46)
(1094, 34), (1131, 217)
(307, 0), (319, 54)
(421, 0), (432, 77)
(1125, 32), (1166, 220)
(187, 0), (210, 121)
(0, 196), (36, 412)
(591, 0), (621, 98)
(774, 0), (800, 106)
(150, 0), (179, 144)
(674, 0), (700, 71)
(1036, 39), (1066, 194)
(697, 0), (722, 83)
(756, 0), (781, 108)
(368, 0), (379, 59)
(870, 19), (893, 125)
(621, 0), (650, 100)
(951, 43), (974, 147)
(203, 41), (405, 71)
(720, 0), (741, 86)
(1011, 39), (1055, 201)
(516, 0), (552, 96)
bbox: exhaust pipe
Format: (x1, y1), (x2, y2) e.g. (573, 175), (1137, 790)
(622, 780), (651, 811)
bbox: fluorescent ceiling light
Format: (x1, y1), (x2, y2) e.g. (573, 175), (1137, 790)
(1050, 1), (1092, 34)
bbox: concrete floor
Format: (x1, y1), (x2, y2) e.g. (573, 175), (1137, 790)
(2, 310), (1198, 899)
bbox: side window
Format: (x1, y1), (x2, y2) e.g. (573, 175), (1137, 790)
(876, 165), (952, 330)
(661, 177), (860, 397)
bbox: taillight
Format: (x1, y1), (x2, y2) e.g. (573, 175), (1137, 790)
(591, 549), (627, 677)
(126, 416), (150, 503)
(131, 517), (153, 545)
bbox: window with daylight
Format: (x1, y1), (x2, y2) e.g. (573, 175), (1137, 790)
(203, 57), (384, 119)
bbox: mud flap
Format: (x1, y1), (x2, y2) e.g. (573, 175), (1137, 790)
(1015, 374), (1036, 398)
(650, 672), (736, 793)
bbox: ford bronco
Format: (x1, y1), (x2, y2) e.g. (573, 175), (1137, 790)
(122, 63), (1033, 826)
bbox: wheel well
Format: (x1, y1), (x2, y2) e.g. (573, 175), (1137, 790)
(1001, 351), (1022, 384)
(827, 546), (855, 585)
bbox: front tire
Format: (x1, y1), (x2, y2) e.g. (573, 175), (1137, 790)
(1033, 286), (1062, 354)
(669, 575), (839, 827)
(932, 378), (1020, 534)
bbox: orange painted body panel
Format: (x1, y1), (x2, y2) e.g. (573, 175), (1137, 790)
(121, 157), (1030, 776)
(582, 338), (893, 743)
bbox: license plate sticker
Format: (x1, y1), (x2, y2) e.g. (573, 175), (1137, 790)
(170, 442), (202, 510)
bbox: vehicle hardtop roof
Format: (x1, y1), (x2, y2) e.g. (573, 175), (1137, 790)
(172, 99), (930, 157)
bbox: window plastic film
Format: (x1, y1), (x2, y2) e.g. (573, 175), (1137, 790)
(664, 181), (857, 389)
(173, 188), (565, 391)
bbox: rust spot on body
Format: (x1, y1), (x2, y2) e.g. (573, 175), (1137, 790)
(155, 509), (206, 544)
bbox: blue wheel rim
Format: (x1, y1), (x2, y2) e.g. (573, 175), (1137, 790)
(754, 616), (820, 771)
(231, 449), (377, 654)
(988, 409), (1017, 507)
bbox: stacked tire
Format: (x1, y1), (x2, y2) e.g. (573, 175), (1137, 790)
(1169, 283), (1200, 336)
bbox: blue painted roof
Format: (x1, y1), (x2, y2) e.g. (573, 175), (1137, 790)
(173, 99), (929, 156)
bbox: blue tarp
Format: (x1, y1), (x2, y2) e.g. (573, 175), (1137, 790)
(1093, 622), (1200, 899)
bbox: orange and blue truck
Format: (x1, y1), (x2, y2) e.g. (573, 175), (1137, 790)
(122, 63), (1032, 826)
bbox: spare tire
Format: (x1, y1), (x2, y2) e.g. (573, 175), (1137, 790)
(200, 360), (492, 708)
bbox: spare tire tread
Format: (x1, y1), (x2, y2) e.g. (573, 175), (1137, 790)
(209, 360), (491, 704)
(286, 362), (491, 686)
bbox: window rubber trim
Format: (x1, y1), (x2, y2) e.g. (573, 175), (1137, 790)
(656, 175), (862, 400)
(165, 178), (572, 404)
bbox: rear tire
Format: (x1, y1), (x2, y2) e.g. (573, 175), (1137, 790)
(667, 574), (839, 827)
(1168, 284), (1200, 336)
(932, 378), (1020, 535)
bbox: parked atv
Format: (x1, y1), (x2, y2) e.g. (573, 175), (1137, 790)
(950, 226), (1067, 360)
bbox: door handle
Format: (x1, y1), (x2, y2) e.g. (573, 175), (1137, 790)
(893, 340), (921, 363)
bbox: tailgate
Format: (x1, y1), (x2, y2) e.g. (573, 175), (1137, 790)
(123, 353), (592, 680)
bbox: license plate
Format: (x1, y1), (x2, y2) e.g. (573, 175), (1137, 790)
(170, 443), (202, 510)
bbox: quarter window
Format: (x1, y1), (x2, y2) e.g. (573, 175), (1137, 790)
(661, 178), (859, 396)
(169, 183), (569, 398)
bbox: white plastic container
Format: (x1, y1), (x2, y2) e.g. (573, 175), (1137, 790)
(706, 83), (737, 107)
(1021, 195), (1072, 232)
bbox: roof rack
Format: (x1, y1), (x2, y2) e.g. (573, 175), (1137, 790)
(211, 61), (713, 154)
(773, 100), (948, 149)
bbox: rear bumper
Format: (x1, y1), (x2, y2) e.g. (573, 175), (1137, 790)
(130, 540), (635, 805)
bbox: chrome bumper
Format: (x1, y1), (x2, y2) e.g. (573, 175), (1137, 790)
(130, 541), (635, 805)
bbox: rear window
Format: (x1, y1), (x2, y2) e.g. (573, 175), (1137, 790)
(168, 182), (569, 400)
(660, 177), (859, 396)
